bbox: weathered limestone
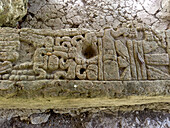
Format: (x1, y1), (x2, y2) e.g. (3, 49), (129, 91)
(0, 25), (169, 98)
(0, 0), (27, 27)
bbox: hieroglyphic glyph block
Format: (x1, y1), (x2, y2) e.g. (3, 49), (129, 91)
(0, 25), (170, 81)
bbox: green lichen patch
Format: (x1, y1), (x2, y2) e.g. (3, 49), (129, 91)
(0, 96), (169, 111)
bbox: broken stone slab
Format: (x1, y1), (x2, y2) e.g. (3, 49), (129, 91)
(0, 0), (27, 27)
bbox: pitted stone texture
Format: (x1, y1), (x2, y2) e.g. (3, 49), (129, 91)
(20, 0), (170, 30)
(0, 0), (27, 27)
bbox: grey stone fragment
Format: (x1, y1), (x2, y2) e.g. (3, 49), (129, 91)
(30, 113), (50, 124)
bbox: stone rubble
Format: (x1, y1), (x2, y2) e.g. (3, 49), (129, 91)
(0, 108), (169, 127)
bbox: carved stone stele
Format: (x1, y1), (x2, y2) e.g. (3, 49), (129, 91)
(0, 24), (169, 98)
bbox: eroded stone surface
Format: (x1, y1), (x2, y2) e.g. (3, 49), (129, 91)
(0, 26), (170, 81)
(0, 0), (27, 27)
(20, 0), (170, 30)
(0, 26), (169, 98)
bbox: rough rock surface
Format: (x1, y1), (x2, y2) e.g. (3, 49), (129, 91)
(0, 0), (27, 27)
(0, 108), (169, 128)
(20, 0), (170, 30)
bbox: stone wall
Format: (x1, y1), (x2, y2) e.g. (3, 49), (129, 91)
(20, 0), (170, 30)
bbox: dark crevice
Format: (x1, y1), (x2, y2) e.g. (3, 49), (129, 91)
(82, 45), (97, 59)
(72, 24), (79, 28)
(29, 12), (35, 18)
(80, 68), (86, 74)
(59, 76), (65, 80)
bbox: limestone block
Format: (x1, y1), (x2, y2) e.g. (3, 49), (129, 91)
(0, 41), (20, 51)
(0, 52), (19, 62)
(20, 32), (54, 48)
(103, 29), (116, 59)
(0, 0), (27, 27)
(133, 40), (142, 80)
(0, 33), (19, 41)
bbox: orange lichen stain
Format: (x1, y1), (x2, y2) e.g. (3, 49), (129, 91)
(47, 52), (52, 56)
